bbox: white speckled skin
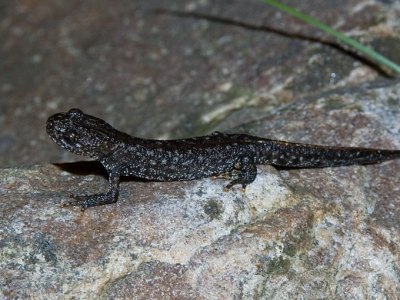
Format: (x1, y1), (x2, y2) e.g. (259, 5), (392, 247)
(46, 108), (400, 209)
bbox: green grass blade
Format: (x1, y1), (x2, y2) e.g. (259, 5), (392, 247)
(259, 0), (400, 75)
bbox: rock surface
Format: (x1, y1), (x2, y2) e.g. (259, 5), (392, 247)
(1, 0), (400, 299)
(1, 81), (400, 299)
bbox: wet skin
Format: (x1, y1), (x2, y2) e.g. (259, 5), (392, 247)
(46, 108), (400, 210)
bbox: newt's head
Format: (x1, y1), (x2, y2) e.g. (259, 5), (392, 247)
(46, 108), (129, 159)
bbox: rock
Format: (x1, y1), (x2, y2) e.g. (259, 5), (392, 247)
(1, 81), (399, 298)
(1, 0), (400, 298)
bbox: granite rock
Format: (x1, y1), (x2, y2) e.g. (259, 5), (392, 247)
(1, 0), (400, 298)
(1, 81), (400, 299)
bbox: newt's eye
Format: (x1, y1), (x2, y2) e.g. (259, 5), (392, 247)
(67, 108), (83, 118)
(62, 136), (73, 145)
(62, 131), (78, 145)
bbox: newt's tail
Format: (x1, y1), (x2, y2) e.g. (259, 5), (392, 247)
(258, 140), (400, 168)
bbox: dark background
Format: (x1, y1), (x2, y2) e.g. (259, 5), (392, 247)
(1, 0), (398, 166)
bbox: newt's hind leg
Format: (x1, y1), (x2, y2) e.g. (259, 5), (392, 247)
(225, 156), (257, 191)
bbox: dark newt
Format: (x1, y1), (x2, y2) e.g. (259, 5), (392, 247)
(46, 108), (400, 210)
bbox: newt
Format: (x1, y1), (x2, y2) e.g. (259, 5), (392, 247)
(46, 108), (400, 210)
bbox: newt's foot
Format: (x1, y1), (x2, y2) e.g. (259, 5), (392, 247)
(212, 172), (231, 180)
(61, 194), (100, 211)
(62, 190), (118, 210)
(224, 181), (247, 192)
(223, 156), (256, 192)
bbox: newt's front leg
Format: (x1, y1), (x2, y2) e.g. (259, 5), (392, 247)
(62, 171), (120, 210)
